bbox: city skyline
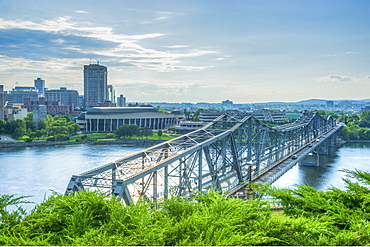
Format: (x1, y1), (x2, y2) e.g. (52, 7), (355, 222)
(0, 0), (369, 103)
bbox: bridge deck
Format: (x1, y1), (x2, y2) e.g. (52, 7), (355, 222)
(65, 111), (342, 204)
(252, 124), (343, 185)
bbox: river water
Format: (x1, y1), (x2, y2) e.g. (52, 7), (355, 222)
(272, 142), (370, 190)
(0, 142), (369, 209)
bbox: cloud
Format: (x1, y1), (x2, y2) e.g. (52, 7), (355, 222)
(0, 16), (218, 72)
(342, 51), (358, 55)
(326, 51), (358, 57)
(51, 39), (66, 44)
(155, 16), (168, 20)
(0, 17), (164, 42)
(316, 75), (353, 82)
(75, 10), (88, 14)
(164, 45), (190, 49)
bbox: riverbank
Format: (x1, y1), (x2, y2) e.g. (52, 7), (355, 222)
(0, 139), (166, 148)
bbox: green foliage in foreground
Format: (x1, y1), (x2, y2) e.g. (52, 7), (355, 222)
(1, 170), (370, 246)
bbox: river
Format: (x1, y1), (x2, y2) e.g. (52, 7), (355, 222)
(272, 142), (370, 190)
(0, 142), (369, 210)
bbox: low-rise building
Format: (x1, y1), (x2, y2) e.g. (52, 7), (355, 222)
(23, 97), (74, 116)
(77, 104), (184, 131)
(175, 121), (206, 133)
(3, 107), (28, 121)
(251, 109), (288, 122)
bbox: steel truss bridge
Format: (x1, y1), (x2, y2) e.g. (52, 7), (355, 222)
(66, 110), (341, 205)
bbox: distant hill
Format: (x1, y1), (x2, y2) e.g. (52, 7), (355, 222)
(295, 99), (327, 105)
(295, 99), (370, 105)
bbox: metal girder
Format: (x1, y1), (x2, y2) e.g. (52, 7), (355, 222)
(65, 110), (341, 204)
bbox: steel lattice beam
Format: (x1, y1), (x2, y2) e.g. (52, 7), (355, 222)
(66, 110), (340, 204)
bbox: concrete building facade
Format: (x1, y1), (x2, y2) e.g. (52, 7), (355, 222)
(251, 109), (288, 122)
(117, 95), (126, 107)
(4, 108), (28, 121)
(77, 105), (183, 132)
(32, 105), (47, 123)
(45, 87), (79, 108)
(175, 121), (206, 133)
(23, 97), (74, 116)
(107, 85), (115, 103)
(84, 63), (107, 108)
(10, 86), (40, 103)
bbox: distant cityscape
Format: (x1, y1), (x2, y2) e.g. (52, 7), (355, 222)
(1, 62), (370, 131)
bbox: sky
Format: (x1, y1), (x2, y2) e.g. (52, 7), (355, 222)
(0, 0), (369, 103)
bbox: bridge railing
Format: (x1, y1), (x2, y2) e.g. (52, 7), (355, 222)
(65, 110), (340, 204)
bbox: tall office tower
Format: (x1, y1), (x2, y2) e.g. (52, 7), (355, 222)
(117, 94), (126, 107)
(107, 85), (115, 103)
(84, 63), (107, 108)
(34, 77), (46, 97)
(0, 85), (4, 120)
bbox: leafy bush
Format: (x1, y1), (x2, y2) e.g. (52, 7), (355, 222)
(1, 170), (370, 245)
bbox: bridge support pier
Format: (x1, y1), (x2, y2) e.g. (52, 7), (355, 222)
(300, 152), (319, 167)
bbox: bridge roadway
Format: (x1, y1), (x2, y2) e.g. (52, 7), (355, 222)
(66, 111), (342, 204)
(247, 123), (344, 186)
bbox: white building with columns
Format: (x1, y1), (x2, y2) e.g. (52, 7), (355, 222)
(76, 105), (184, 131)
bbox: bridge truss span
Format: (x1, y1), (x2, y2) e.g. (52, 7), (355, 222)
(66, 110), (339, 204)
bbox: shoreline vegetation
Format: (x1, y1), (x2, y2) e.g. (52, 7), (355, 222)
(2, 136), (370, 149)
(0, 169), (370, 246)
(0, 138), (166, 148)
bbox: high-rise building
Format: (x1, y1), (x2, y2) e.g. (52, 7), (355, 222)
(117, 94), (126, 107)
(34, 77), (46, 97)
(45, 87), (79, 108)
(107, 85), (115, 103)
(84, 63), (107, 108)
(0, 85), (4, 120)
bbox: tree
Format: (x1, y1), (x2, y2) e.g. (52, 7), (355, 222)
(116, 124), (139, 139)
(137, 127), (153, 139)
(142, 127), (153, 139)
(12, 127), (26, 139)
(66, 122), (80, 135)
(25, 120), (37, 132)
(37, 120), (47, 130)
(5, 119), (26, 135)
(157, 129), (163, 139)
(358, 110), (370, 128)
(136, 128), (144, 139)
(0, 120), (6, 134)
(34, 129), (47, 139)
(23, 112), (33, 122)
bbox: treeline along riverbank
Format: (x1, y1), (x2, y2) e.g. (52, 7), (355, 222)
(0, 139), (165, 148)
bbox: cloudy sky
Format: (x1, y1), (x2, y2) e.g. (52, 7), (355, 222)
(0, 0), (369, 103)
